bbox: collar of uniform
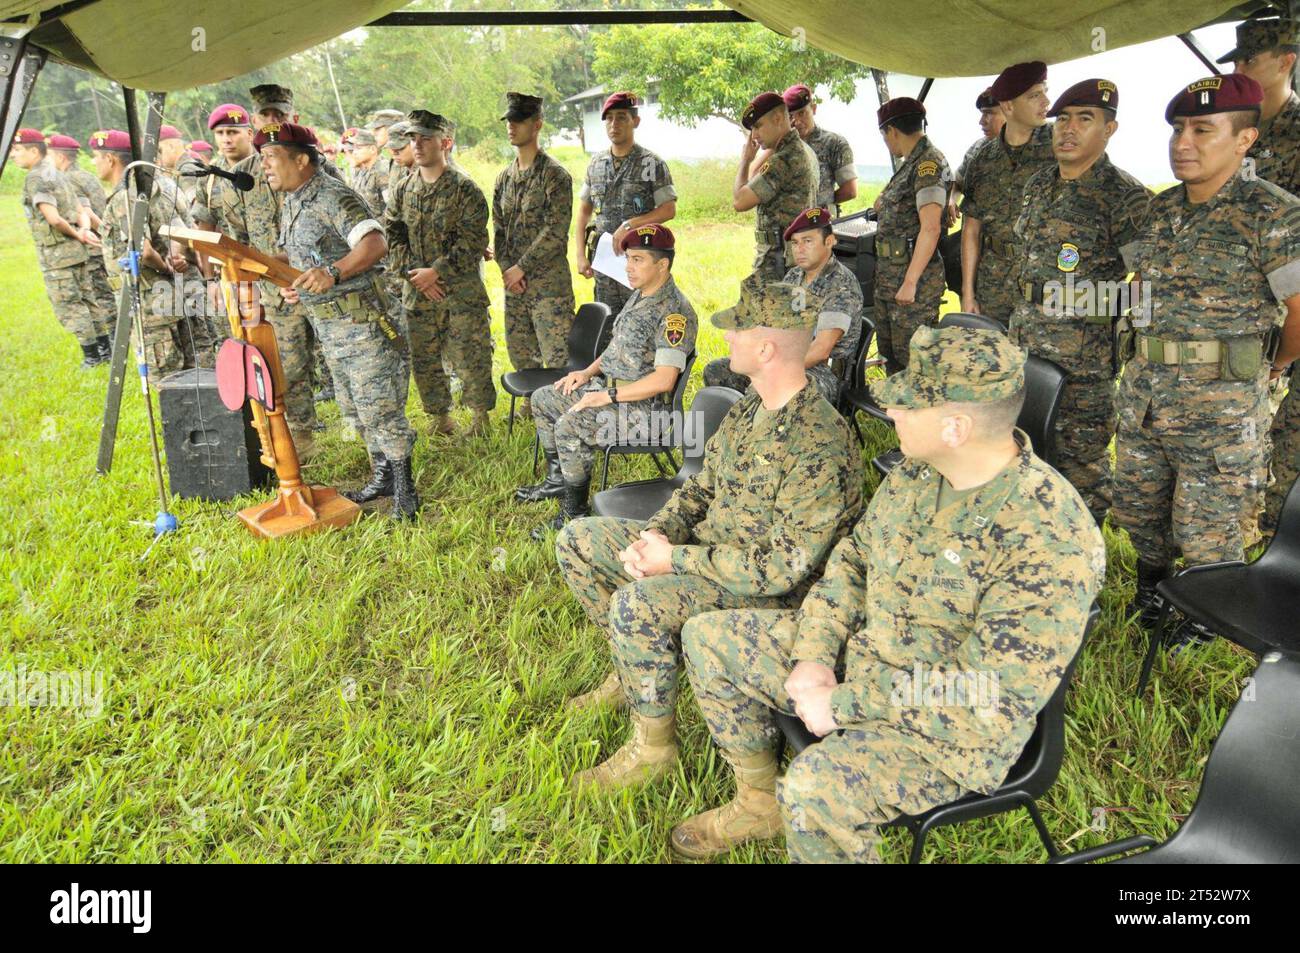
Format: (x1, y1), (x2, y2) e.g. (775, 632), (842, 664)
(606, 142), (643, 162)
(636, 274), (676, 303)
(913, 428), (1033, 526)
(1057, 151), (1110, 187)
(767, 378), (824, 429)
(1262, 90), (1300, 136)
(776, 127), (801, 152)
(291, 167), (326, 201)
(901, 135), (931, 169)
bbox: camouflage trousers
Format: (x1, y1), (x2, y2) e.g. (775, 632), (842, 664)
(83, 258), (117, 337)
(406, 295), (496, 415)
(873, 262), (945, 374)
(702, 358), (840, 404)
(504, 284), (574, 371)
(131, 322), (186, 383)
(42, 263), (99, 346)
(1264, 381), (1300, 533)
(750, 240), (790, 285)
(973, 247), (1021, 324)
(555, 517), (799, 718)
(262, 297), (320, 439)
(682, 608), (965, 864)
(330, 287), (409, 440)
(594, 273), (634, 317)
(1112, 359), (1266, 567)
(533, 383), (660, 483)
(308, 301), (415, 460)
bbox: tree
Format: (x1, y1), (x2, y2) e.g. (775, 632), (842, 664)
(592, 22), (869, 127)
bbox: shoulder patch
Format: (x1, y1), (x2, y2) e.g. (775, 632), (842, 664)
(916, 160), (939, 178)
(664, 313), (687, 347)
(758, 160), (771, 178)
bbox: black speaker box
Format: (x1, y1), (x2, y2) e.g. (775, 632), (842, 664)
(832, 210), (877, 302)
(157, 367), (273, 501)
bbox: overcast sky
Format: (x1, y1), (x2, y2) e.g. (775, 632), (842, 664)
(815, 22), (1241, 186)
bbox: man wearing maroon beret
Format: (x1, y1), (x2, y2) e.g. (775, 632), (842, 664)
(1008, 79), (1151, 526)
(946, 88), (1007, 227)
(1113, 74), (1300, 650)
(733, 91), (818, 282)
(189, 103), (253, 226)
(774, 83), (857, 216)
(575, 91), (677, 317)
(959, 61), (1055, 322)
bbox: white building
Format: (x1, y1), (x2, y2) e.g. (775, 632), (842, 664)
(565, 83), (746, 160)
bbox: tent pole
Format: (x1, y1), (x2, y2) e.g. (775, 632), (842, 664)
(1177, 32), (1221, 74)
(871, 69), (901, 172)
(0, 32), (47, 178)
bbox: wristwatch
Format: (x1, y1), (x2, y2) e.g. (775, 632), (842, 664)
(606, 386), (619, 404)
(325, 263), (342, 283)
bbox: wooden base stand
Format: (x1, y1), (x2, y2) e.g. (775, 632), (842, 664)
(238, 484), (361, 539)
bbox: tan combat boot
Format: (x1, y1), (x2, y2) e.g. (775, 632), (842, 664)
(429, 413), (456, 436)
(572, 713), (677, 791)
(566, 671), (627, 712)
(467, 409), (491, 436)
(670, 748), (782, 859)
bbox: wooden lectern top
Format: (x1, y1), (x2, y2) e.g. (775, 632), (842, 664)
(160, 225), (302, 289)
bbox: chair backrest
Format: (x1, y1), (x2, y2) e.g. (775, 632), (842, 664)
(848, 313), (878, 394)
(667, 350), (696, 418)
(839, 313), (873, 390)
(1258, 471), (1300, 573)
(938, 227), (963, 294)
(1019, 355), (1067, 467)
(939, 311), (1006, 333)
(565, 301), (612, 371)
(676, 385), (744, 482)
(1156, 651), (1300, 862)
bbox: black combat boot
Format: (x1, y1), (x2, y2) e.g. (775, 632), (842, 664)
(79, 341), (106, 369)
(532, 478), (590, 540)
(515, 450), (565, 502)
(342, 453), (393, 504)
(95, 335), (112, 361)
(390, 456), (420, 521)
(1129, 561), (1168, 632)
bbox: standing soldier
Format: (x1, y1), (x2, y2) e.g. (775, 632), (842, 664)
(960, 61), (1055, 322)
(1115, 75), (1300, 647)
(190, 103), (253, 241)
(349, 129), (388, 217)
(873, 97), (950, 373)
(366, 110), (405, 186)
(518, 224), (696, 538)
(91, 129), (203, 379)
(574, 91), (677, 317)
(385, 120), (415, 186)
(556, 281), (863, 790)
(9, 128), (108, 367)
(493, 92), (576, 391)
(782, 84), (857, 216)
(1010, 80), (1151, 526)
(257, 120), (419, 520)
(703, 207), (862, 403)
(385, 110), (495, 439)
(946, 88), (1005, 226)
(672, 328), (1104, 862)
(46, 133), (118, 349)
(732, 91), (818, 283)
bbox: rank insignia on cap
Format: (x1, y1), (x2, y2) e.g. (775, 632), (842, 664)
(636, 226), (657, 237)
(1057, 242), (1080, 273)
(806, 208), (822, 221)
(917, 160), (939, 177)
(262, 123), (283, 137)
(1188, 77), (1223, 94)
(1098, 80), (1116, 103)
(664, 313), (687, 347)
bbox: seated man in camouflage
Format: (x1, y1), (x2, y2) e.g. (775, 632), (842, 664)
(674, 327), (1105, 861)
(517, 224), (695, 539)
(703, 207), (862, 404)
(556, 281), (863, 792)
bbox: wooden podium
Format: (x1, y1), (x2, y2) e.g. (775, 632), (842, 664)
(162, 226), (361, 539)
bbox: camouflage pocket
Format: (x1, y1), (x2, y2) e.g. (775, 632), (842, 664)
(1213, 442), (1261, 490)
(1219, 337), (1263, 382)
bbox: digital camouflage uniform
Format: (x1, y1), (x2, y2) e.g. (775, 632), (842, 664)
(222, 152), (322, 439)
(493, 149), (576, 369)
(278, 168), (414, 461)
(874, 136), (951, 370)
(61, 162), (118, 335)
(1113, 171), (1300, 567)
(682, 329), (1105, 863)
(533, 276), (696, 483)
(703, 256), (863, 403)
(176, 154), (206, 207)
(385, 163), (495, 415)
(350, 155), (410, 404)
(1009, 154), (1152, 522)
(581, 143), (676, 315)
(748, 128), (818, 282)
(804, 125), (855, 216)
(960, 124), (1056, 320)
(556, 379), (864, 719)
(21, 158), (101, 347)
(102, 174), (211, 377)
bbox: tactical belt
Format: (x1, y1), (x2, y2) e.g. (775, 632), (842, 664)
(982, 234), (1015, 257)
(1021, 281), (1117, 323)
(875, 236), (914, 259)
(309, 291), (369, 319)
(1135, 334), (1223, 364)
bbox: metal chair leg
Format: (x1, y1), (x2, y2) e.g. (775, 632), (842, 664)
(908, 820), (929, 864)
(532, 433), (541, 475)
(650, 452), (670, 478)
(849, 411), (864, 447)
(507, 394), (516, 436)
(1023, 798), (1059, 857)
(601, 447), (612, 491)
(1137, 599), (1173, 696)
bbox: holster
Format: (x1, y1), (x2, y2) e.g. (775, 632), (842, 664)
(585, 225), (599, 262)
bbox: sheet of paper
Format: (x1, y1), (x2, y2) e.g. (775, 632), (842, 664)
(591, 231), (634, 289)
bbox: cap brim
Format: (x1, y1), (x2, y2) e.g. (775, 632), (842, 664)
(710, 307), (743, 330)
(869, 369), (936, 410)
(1215, 47), (1241, 64)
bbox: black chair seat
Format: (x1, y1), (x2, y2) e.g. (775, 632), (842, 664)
(871, 448), (903, 479)
(1158, 565), (1300, 656)
(938, 311), (1007, 333)
(501, 367), (566, 398)
(591, 478), (677, 521)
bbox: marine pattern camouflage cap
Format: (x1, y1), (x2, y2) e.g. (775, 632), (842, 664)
(711, 280), (822, 331)
(871, 326), (1026, 409)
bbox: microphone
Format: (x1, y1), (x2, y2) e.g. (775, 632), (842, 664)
(183, 163), (255, 192)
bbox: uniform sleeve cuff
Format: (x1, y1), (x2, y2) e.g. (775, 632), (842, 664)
(654, 347), (687, 370)
(347, 219), (384, 248)
(834, 164), (857, 186)
(747, 175), (776, 203)
(31, 191), (58, 208)
(790, 617), (848, 670)
(644, 514), (690, 545)
(915, 185), (947, 209)
(431, 256), (450, 275)
(653, 185), (677, 207)
(814, 311), (851, 334)
(1119, 240), (1142, 273)
(1267, 258), (1300, 302)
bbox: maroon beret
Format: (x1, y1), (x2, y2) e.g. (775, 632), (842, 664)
(1165, 74), (1263, 124)
(975, 87), (998, 110)
(159, 125), (183, 141)
(877, 96), (926, 129)
(1048, 78), (1119, 117)
(990, 61), (1047, 102)
(13, 128), (44, 145)
(189, 141), (213, 155)
(47, 133), (80, 150)
(620, 223), (675, 252)
(783, 83), (813, 111)
(783, 206), (833, 241)
(89, 129), (132, 153)
(601, 91), (639, 119)
(208, 103), (251, 130)
(253, 121), (319, 151)
(741, 91), (785, 130)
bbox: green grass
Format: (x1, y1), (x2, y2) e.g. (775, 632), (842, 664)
(0, 156), (1254, 864)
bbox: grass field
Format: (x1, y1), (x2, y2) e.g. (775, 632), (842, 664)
(0, 151), (1254, 863)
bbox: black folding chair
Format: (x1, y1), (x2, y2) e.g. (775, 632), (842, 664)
(1057, 650), (1300, 864)
(1138, 475), (1300, 695)
(938, 311), (1007, 333)
(500, 301), (611, 437)
(840, 315), (891, 444)
(775, 606), (1098, 864)
(590, 385), (742, 522)
(871, 353), (1067, 479)
(595, 351), (696, 491)
(834, 317), (872, 417)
